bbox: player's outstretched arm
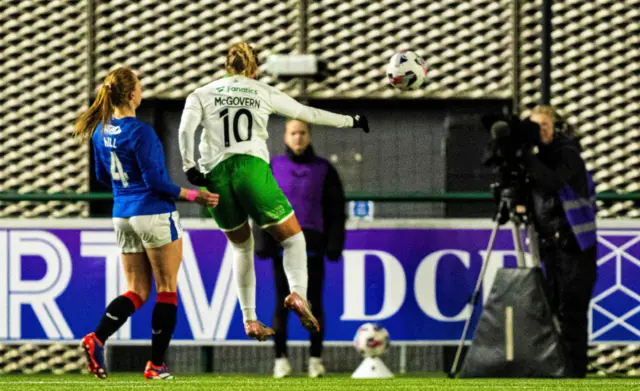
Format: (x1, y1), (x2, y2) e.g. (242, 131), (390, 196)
(269, 87), (369, 133)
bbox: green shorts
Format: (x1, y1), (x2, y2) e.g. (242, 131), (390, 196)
(204, 154), (293, 231)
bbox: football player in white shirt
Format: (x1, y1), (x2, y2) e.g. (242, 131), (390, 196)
(179, 42), (369, 341)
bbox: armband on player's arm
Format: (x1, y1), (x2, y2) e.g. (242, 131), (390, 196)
(178, 93), (204, 171)
(178, 188), (198, 201)
(178, 188), (219, 207)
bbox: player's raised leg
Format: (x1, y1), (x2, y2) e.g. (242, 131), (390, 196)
(234, 156), (319, 333)
(265, 215), (320, 333)
(82, 250), (151, 379)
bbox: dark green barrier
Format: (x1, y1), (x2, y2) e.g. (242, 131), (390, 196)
(0, 192), (637, 202)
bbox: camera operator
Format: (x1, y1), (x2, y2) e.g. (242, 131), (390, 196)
(523, 105), (597, 378)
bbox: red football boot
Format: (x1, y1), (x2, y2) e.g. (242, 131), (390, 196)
(284, 292), (320, 333)
(144, 361), (175, 380)
(244, 320), (275, 341)
(81, 332), (107, 379)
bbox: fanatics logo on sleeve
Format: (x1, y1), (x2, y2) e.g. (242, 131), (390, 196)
(215, 86), (258, 95)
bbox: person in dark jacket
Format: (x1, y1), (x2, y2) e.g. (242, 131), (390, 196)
(254, 119), (346, 378)
(524, 105), (598, 378)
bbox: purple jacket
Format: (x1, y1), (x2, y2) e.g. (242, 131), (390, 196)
(271, 152), (328, 232)
(254, 145), (346, 260)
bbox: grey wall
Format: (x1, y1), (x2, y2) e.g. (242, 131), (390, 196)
(299, 100), (448, 219)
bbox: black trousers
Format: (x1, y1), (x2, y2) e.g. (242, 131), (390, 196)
(541, 242), (597, 378)
(272, 255), (325, 358)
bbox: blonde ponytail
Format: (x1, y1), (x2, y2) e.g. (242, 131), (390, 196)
(225, 42), (259, 77)
(73, 67), (137, 141)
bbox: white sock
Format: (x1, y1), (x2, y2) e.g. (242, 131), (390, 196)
(281, 232), (308, 300)
(230, 235), (256, 323)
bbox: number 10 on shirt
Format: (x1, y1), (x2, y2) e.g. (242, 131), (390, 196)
(220, 108), (253, 147)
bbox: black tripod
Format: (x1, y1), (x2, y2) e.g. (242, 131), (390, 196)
(448, 187), (541, 377)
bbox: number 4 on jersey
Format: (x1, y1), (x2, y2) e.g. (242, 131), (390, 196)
(110, 151), (129, 187)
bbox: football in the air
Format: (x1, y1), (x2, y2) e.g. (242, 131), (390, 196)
(386, 51), (428, 91)
(353, 323), (390, 357)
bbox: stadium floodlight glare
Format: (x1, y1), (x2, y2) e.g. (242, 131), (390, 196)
(266, 55), (319, 76)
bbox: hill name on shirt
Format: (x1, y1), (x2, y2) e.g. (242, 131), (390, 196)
(103, 137), (117, 148)
(214, 96), (261, 109)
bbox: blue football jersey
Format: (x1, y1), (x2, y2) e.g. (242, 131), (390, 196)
(92, 117), (181, 218)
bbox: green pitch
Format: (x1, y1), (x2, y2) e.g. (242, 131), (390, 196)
(0, 373), (638, 391)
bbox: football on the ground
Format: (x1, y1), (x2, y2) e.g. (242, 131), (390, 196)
(386, 51), (428, 91)
(353, 323), (390, 357)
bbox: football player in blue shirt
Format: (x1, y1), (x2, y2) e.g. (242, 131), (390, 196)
(74, 67), (219, 380)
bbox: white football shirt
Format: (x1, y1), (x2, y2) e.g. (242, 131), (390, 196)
(178, 75), (354, 173)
